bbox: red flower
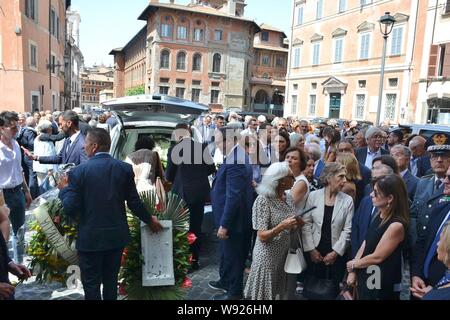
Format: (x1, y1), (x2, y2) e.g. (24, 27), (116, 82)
(181, 277), (192, 289)
(188, 255), (194, 264)
(121, 248), (128, 266)
(119, 283), (127, 296)
(123, 248), (129, 255)
(156, 202), (163, 212)
(187, 233), (197, 245)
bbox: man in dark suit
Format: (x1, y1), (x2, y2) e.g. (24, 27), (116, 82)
(209, 126), (253, 300)
(17, 116), (39, 198)
(410, 135), (450, 247)
(390, 145), (419, 201)
(58, 128), (163, 300)
(410, 165), (450, 298)
(165, 123), (216, 270)
(409, 136), (431, 178)
(355, 127), (389, 169)
(0, 210), (31, 300)
(351, 164), (394, 257)
(23, 110), (88, 166)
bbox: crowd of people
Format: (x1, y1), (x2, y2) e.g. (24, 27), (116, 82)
(191, 112), (450, 301)
(1, 108), (450, 301)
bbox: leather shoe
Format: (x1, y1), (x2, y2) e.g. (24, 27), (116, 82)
(212, 293), (242, 300)
(208, 280), (227, 292)
(191, 261), (200, 271)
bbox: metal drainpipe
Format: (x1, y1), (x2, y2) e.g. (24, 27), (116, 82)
(285, 0), (296, 117)
(49, 0), (52, 93)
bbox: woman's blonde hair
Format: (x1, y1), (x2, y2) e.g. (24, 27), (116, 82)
(336, 153), (361, 181)
(440, 222), (450, 267)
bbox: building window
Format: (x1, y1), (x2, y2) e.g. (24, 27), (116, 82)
(389, 78), (398, 87)
(312, 43), (321, 65)
(176, 88), (185, 99)
(213, 53), (221, 73)
(193, 54), (202, 71)
(25, 0), (37, 21)
(291, 95), (298, 114)
(161, 24), (172, 38)
(177, 26), (187, 40)
(385, 93), (397, 120)
(309, 95), (316, 116)
(339, 0), (346, 13)
(214, 30), (223, 41)
(192, 80), (201, 85)
(191, 89), (201, 102)
(51, 54), (56, 74)
(211, 90), (220, 104)
(316, 0), (323, 20)
(159, 86), (169, 95)
(311, 82), (317, 90)
(176, 79), (185, 84)
(438, 44), (447, 77)
(160, 50), (170, 69)
(356, 94), (366, 118)
(292, 47), (301, 68)
(261, 32), (269, 42)
(176, 52), (186, 70)
(262, 55), (270, 66)
(31, 92), (39, 112)
(360, 0), (372, 6)
(52, 93), (57, 111)
(390, 26), (403, 56)
(160, 77), (169, 83)
(358, 80), (367, 88)
(50, 8), (59, 38)
(293, 84), (298, 90)
(334, 38), (343, 63)
(29, 42), (37, 69)
(194, 29), (204, 42)
(296, 5), (304, 25)
(276, 56), (285, 67)
(359, 33), (371, 59)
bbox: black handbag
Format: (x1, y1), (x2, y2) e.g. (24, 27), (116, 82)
(303, 265), (340, 300)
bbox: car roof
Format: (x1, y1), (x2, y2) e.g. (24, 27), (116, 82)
(102, 94), (209, 113)
(102, 94), (208, 125)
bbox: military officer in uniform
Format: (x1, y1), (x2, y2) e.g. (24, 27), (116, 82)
(410, 133), (450, 247)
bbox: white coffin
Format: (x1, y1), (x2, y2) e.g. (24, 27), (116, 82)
(141, 220), (175, 286)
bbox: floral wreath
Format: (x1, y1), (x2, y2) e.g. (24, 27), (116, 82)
(28, 190), (195, 300)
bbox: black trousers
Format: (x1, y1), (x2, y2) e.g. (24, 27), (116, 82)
(187, 202), (205, 261)
(78, 248), (123, 300)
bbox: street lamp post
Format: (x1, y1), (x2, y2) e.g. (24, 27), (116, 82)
(376, 12), (396, 126)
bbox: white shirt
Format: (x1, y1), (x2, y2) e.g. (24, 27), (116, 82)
(365, 148), (382, 169)
(0, 139), (24, 189)
(69, 130), (81, 145)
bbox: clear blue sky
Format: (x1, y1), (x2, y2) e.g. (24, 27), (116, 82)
(73, 0), (292, 67)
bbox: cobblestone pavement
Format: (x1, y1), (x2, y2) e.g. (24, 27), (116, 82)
(9, 212), (410, 300)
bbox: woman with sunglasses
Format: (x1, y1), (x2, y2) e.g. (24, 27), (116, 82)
(347, 174), (409, 300)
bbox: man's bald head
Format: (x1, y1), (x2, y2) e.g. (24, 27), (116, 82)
(409, 136), (427, 157)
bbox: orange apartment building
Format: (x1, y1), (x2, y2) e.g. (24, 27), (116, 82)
(0, 0), (69, 113)
(110, 0), (263, 112)
(80, 66), (114, 110)
(286, 0), (428, 125)
(251, 24), (289, 116)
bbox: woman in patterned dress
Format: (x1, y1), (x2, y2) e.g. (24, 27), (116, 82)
(244, 162), (304, 300)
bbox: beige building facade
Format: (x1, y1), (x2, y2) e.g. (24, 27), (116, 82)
(416, 0), (450, 124)
(110, 0), (261, 112)
(286, 0), (427, 125)
(0, 0), (69, 113)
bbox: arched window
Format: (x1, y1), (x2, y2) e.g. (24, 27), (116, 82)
(213, 53), (221, 73)
(192, 53), (202, 71)
(177, 51), (186, 70)
(160, 50), (170, 69)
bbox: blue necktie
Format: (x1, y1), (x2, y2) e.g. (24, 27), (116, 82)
(423, 210), (450, 278)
